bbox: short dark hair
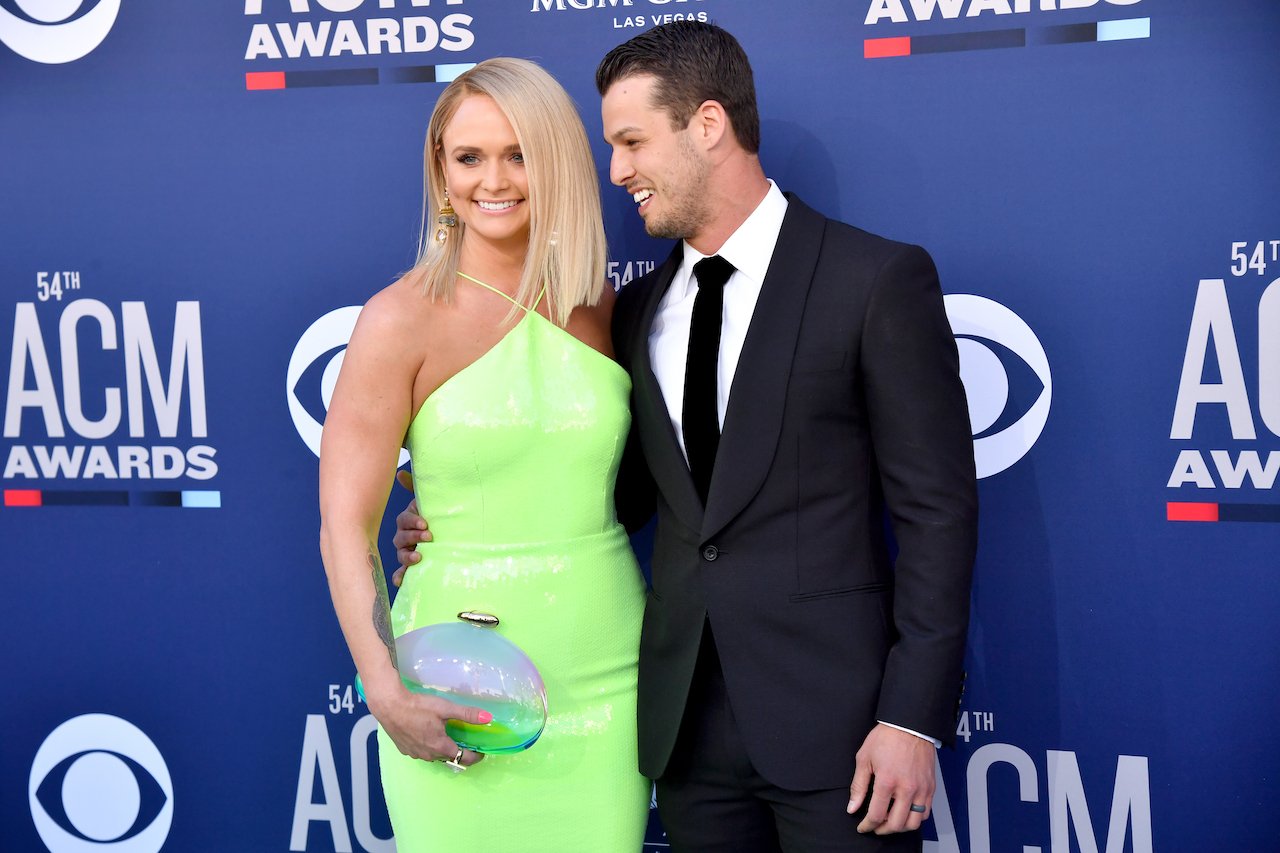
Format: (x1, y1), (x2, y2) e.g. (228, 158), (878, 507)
(595, 20), (761, 154)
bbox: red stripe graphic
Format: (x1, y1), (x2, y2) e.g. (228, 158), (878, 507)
(865, 37), (912, 59)
(1166, 502), (1218, 522)
(4, 490), (42, 507)
(246, 71), (286, 91)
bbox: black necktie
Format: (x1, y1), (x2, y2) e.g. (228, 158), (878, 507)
(682, 254), (736, 505)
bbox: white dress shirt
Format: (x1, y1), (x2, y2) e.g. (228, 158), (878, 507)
(646, 179), (941, 750)
(648, 181), (788, 459)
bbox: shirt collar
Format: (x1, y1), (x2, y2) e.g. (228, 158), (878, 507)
(675, 180), (789, 297)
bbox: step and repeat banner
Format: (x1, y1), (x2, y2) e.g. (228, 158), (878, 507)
(2, 1), (1277, 851)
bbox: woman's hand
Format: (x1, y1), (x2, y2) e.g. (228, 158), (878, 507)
(368, 683), (490, 768)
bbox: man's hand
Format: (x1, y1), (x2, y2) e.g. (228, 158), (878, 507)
(847, 723), (936, 835)
(390, 469), (430, 588)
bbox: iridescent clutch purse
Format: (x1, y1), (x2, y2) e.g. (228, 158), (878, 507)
(357, 612), (548, 753)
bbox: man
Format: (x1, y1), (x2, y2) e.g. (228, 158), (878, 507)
(398, 21), (977, 852)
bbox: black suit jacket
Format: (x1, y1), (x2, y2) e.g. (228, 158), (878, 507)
(612, 194), (978, 791)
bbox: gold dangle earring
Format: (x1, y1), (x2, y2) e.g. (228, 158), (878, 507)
(435, 189), (457, 243)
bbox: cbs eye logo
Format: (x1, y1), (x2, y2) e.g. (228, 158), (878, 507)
(944, 294), (1052, 479)
(287, 306), (410, 466)
(29, 714), (173, 852)
(0, 0), (121, 64)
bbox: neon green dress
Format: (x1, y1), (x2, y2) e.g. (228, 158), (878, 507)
(378, 278), (649, 851)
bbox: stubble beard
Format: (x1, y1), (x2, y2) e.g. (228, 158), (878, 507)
(643, 133), (712, 241)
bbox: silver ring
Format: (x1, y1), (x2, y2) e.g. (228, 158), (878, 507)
(910, 803), (926, 814)
(443, 748), (467, 772)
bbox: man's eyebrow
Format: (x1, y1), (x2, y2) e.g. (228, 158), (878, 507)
(606, 126), (643, 143)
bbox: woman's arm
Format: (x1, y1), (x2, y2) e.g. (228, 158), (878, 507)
(318, 286), (488, 765)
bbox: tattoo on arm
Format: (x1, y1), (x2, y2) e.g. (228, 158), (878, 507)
(368, 549), (398, 669)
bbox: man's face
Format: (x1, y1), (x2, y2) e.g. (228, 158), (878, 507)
(601, 74), (710, 241)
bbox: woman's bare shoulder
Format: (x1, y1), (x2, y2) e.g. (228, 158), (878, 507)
(354, 271), (438, 334)
(577, 280), (617, 323)
(562, 282), (617, 357)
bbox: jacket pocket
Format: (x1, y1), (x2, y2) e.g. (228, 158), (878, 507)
(788, 581), (889, 603)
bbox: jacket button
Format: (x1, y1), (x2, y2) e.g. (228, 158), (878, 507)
(702, 545), (719, 562)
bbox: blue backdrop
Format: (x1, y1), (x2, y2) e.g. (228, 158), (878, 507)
(3, 1), (1277, 850)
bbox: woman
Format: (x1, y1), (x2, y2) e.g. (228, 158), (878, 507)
(318, 58), (649, 851)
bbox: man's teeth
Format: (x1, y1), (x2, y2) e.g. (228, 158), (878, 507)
(633, 190), (653, 204)
(477, 200), (519, 210)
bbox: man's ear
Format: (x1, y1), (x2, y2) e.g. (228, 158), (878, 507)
(690, 99), (729, 151)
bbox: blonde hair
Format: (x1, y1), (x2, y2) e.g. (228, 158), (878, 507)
(412, 58), (606, 327)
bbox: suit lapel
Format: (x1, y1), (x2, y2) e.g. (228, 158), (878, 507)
(630, 244), (705, 528)
(702, 195), (826, 539)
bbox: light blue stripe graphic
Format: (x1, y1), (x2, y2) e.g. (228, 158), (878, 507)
(436, 63), (476, 82)
(1097, 18), (1150, 41)
(182, 491), (222, 508)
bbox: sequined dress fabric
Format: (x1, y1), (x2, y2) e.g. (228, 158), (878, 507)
(378, 302), (649, 851)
